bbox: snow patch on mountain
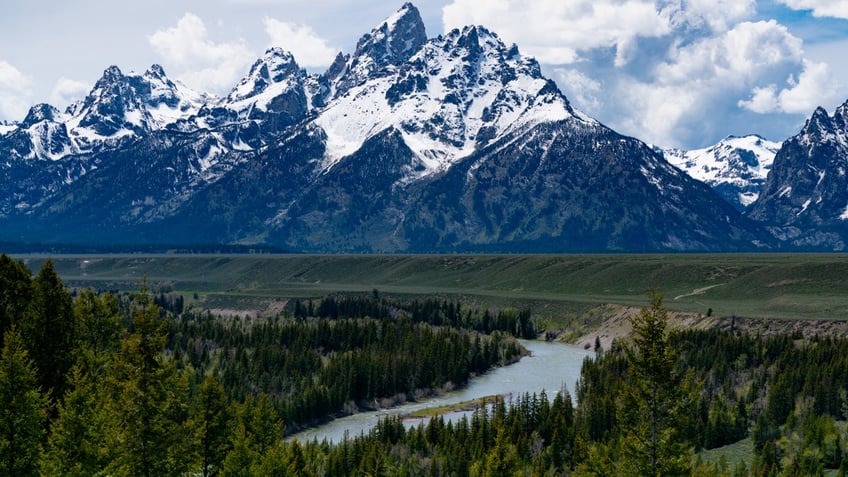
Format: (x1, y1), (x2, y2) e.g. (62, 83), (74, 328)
(664, 135), (780, 186)
(663, 135), (781, 208)
(3, 64), (209, 162)
(224, 48), (303, 114)
(315, 23), (579, 177)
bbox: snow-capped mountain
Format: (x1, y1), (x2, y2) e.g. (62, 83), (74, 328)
(662, 135), (782, 210)
(747, 100), (848, 249)
(0, 64), (207, 162)
(0, 3), (778, 251)
(314, 23), (582, 177)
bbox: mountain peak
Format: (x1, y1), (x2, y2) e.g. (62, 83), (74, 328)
(834, 99), (848, 129)
(342, 3), (427, 84)
(369, 2), (427, 64)
(747, 101), (848, 246)
(796, 103), (848, 148)
(227, 48), (301, 103)
(22, 103), (61, 128)
(100, 65), (125, 83)
(144, 64), (168, 80)
(664, 134), (781, 210)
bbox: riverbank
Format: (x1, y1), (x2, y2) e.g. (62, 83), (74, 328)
(288, 339), (593, 444)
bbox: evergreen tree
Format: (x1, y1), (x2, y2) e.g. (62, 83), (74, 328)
(617, 290), (695, 476)
(190, 374), (234, 477)
(222, 393), (285, 476)
(22, 259), (76, 401)
(0, 327), (47, 477)
(104, 284), (189, 476)
(40, 360), (110, 476)
(0, 254), (32, 348)
(74, 289), (123, 359)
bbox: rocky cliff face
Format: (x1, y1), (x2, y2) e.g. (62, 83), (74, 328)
(746, 101), (848, 249)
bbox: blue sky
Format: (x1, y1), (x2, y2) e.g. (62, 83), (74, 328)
(1, 0), (846, 149)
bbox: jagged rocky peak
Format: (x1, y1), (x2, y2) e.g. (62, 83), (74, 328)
(836, 101), (848, 125)
(794, 100), (848, 150)
(75, 65), (145, 134)
(130, 64), (184, 109)
(227, 48), (302, 103)
(22, 103), (61, 127)
(144, 63), (168, 80)
(329, 3), (427, 96)
(435, 25), (544, 83)
(746, 99), (848, 247)
(802, 106), (835, 140)
(354, 2), (426, 68)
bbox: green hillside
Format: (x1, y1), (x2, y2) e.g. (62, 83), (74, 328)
(17, 254), (848, 322)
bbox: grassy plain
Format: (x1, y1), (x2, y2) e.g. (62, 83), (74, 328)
(16, 253), (848, 327)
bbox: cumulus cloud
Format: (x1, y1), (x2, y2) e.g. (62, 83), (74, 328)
(50, 77), (90, 110)
(739, 60), (839, 114)
(442, 0), (671, 65)
(616, 20), (808, 146)
(0, 60), (32, 121)
(149, 13), (255, 94)
(263, 17), (338, 68)
(780, 0), (848, 20)
(656, 20), (802, 84)
(661, 0), (756, 32)
(555, 68), (603, 113)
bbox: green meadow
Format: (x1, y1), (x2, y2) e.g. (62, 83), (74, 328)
(17, 253), (848, 324)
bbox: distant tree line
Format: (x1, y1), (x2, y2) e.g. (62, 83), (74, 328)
(292, 293), (537, 338)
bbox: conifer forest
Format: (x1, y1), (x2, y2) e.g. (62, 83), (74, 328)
(4, 253), (848, 476)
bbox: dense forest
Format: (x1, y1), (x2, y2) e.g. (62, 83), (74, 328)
(3, 253), (848, 475)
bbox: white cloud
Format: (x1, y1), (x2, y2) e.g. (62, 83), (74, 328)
(737, 84), (780, 113)
(661, 0), (756, 32)
(442, 0), (671, 65)
(615, 20), (807, 146)
(656, 20), (802, 83)
(148, 13), (255, 94)
(263, 17), (338, 68)
(739, 60), (839, 114)
(780, 0), (848, 20)
(0, 60), (32, 121)
(50, 77), (90, 110)
(555, 68), (602, 113)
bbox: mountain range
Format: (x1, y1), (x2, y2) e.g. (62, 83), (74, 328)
(0, 3), (845, 252)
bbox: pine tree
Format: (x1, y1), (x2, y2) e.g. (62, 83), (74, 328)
(617, 290), (695, 476)
(22, 259), (76, 401)
(0, 254), (32, 348)
(0, 327), (47, 477)
(74, 289), (123, 359)
(40, 360), (109, 476)
(104, 283), (190, 476)
(190, 374), (234, 477)
(222, 393), (285, 476)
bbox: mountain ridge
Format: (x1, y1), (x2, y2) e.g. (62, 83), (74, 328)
(0, 3), (820, 252)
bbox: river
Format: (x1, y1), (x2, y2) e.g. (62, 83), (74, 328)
(289, 339), (594, 444)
